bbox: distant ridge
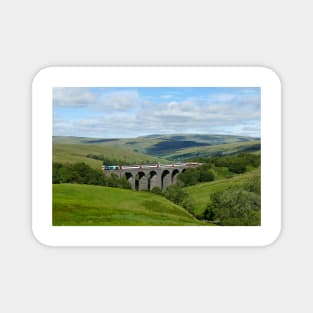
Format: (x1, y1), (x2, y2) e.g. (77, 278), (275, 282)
(53, 133), (260, 162)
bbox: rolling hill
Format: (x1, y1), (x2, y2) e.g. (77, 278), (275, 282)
(53, 184), (207, 226)
(53, 143), (168, 170)
(183, 168), (261, 217)
(165, 140), (261, 160)
(53, 134), (260, 162)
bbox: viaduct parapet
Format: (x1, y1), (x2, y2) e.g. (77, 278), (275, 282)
(102, 163), (201, 191)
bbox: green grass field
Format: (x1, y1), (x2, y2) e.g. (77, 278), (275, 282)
(53, 184), (208, 226)
(184, 168), (261, 217)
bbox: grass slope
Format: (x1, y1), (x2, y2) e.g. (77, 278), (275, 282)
(53, 184), (206, 226)
(53, 134), (260, 161)
(53, 143), (167, 170)
(166, 140), (261, 160)
(184, 168), (261, 217)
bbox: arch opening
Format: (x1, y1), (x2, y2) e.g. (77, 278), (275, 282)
(124, 172), (135, 190)
(161, 169), (171, 191)
(172, 169), (180, 184)
(136, 171), (148, 191)
(148, 170), (158, 191)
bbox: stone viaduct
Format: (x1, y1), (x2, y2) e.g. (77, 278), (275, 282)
(102, 163), (201, 191)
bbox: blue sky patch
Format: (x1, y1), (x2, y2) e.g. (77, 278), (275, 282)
(53, 87), (260, 138)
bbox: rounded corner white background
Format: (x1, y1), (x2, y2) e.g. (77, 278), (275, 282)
(32, 66), (281, 247)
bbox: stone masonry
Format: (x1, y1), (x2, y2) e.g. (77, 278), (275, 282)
(102, 163), (201, 191)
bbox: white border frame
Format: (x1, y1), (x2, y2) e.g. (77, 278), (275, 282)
(32, 67), (281, 247)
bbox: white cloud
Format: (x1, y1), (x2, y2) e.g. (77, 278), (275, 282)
(53, 88), (260, 138)
(160, 94), (175, 99)
(53, 88), (140, 111)
(95, 90), (139, 110)
(53, 88), (96, 107)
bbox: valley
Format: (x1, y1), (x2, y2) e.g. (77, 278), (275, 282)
(53, 133), (261, 226)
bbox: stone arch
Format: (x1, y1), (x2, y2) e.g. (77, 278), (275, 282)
(161, 169), (171, 191)
(124, 172), (135, 190)
(148, 170), (159, 191)
(172, 169), (180, 184)
(136, 171), (148, 191)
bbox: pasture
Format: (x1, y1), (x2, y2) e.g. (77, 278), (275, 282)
(53, 184), (206, 226)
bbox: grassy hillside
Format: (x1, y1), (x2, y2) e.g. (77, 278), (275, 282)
(184, 168), (261, 217)
(53, 134), (260, 161)
(141, 134), (258, 157)
(166, 140), (261, 161)
(53, 184), (207, 226)
(53, 143), (168, 170)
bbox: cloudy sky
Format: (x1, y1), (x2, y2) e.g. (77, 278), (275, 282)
(53, 87), (260, 138)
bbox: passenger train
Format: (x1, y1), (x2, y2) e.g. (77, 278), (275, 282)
(102, 162), (201, 171)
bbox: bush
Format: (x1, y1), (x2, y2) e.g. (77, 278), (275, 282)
(181, 196), (196, 214)
(243, 175), (261, 195)
(151, 186), (163, 195)
(177, 168), (200, 186)
(164, 185), (196, 214)
(205, 187), (261, 225)
(164, 185), (188, 204)
(52, 163), (63, 184)
(119, 176), (132, 189)
(199, 168), (215, 182)
(212, 166), (234, 179)
(228, 159), (247, 174)
(107, 173), (121, 187)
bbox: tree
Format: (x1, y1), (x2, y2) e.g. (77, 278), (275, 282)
(206, 187), (261, 225)
(164, 185), (187, 204)
(52, 162), (63, 184)
(164, 185), (196, 214)
(177, 168), (200, 186)
(177, 164), (215, 186)
(181, 196), (196, 214)
(228, 159), (247, 174)
(199, 168), (215, 182)
(107, 173), (120, 187)
(119, 176), (131, 189)
(52, 162), (131, 189)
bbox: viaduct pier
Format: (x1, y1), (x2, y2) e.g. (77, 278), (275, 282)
(102, 163), (201, 191)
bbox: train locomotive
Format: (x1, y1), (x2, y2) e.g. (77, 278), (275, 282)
(103, 165), (120, 170)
